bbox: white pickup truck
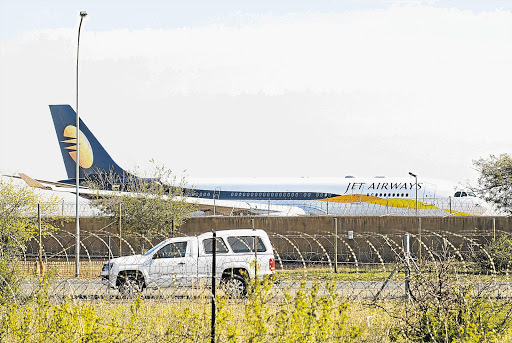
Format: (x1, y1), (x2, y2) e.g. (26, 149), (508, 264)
(101, 229), (275, 296)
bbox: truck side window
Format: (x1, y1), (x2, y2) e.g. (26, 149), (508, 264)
(203, 238), (229, 254)
(155, 241), (188, 258)
(228, 236), (267, 253)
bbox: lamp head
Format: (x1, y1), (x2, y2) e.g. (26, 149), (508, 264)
(80, 11), (87, 17)
(409, 172), (417, 177)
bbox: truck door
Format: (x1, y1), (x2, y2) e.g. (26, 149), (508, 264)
(197, 236), (229, 282)
(148, 239), (195, 288)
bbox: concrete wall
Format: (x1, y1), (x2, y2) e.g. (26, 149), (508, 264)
(179, 216), (510, 236)
(51, 216), (511, 236)
(33, 216), (510, 263)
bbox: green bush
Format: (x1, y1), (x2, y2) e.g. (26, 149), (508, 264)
(0, 261), (21, 303)
(390, 285), (512, 342)
(476, 235), (512, 273)
(388, 255), (512, 342)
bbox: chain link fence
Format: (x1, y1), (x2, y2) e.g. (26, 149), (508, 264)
(49, 198), (488, 217)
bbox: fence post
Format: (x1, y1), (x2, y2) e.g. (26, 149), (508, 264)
(38, 204), (42, 262)
(38, 203), (44, 276)
(252, 219), (257, 277)
(108, 235), (111, 297)
(493, 218), (496, 241)
(403, 234), (411, 300)
(418, 217), (422, 262)
(118, 203), (122, 257)
(334, 218), (338, 273)
(211, 229), (216, 343)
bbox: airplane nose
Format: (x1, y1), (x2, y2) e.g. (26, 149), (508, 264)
(473, 198), (489, 216)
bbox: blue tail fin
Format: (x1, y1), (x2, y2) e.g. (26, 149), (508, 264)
(49, 105), (127, 181)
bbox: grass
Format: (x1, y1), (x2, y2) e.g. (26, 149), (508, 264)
(277, 266), (396, 281)
(277, 264), (512, 283)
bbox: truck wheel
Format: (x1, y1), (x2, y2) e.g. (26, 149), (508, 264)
(118, 274), (143, 298)
(223, 275), (247, 298)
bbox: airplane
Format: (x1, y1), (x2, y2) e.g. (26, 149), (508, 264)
(13, 104), (489, 216)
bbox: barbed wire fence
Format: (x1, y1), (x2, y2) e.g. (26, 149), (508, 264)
(18, 227), (501, 275)
(2, 207), (512, 342)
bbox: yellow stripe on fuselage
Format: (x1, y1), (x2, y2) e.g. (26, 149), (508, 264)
(316, 195), (471, 216)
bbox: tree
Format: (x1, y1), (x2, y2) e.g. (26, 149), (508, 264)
(87, 162), (197, 239)
(470, 153), (512, 215)
(475, 235), (512, 273)
(0, 178), (62, 299)
(0, 178), (62, 261)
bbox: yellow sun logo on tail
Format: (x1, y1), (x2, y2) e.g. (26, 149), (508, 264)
(62, 125), (94, 168)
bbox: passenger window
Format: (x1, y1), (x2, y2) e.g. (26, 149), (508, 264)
(203, 238), (229, 254)
(155, 241), (187, 258)
(228, 236), (267, 253)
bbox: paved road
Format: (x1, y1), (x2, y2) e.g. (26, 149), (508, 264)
(16, 277), (511, 301)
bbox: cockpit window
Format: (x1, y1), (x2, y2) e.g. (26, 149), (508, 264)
(454, 191), (474, 197)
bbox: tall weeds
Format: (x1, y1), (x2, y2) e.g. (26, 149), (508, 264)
(1, 271), (511, 342)
(0, 276), (363, 342)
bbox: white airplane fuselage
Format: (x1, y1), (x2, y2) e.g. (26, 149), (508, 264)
(187, 176), (487, 216)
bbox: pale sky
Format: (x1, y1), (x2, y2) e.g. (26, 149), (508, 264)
(1, 0), (511, 185)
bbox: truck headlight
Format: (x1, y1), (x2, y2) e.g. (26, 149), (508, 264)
(102, 262), (113, 272)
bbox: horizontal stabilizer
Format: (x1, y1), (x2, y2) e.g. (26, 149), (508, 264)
(18, 173), (52, 190)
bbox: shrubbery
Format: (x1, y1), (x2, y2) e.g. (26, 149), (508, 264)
(475, 235), (512, 273)
(387, 255), (512, 342)
(390, 284), (512, 342)
(0, 179), (62, 301)
(0, 261), (21, 304)
(0, 276), (363, 342)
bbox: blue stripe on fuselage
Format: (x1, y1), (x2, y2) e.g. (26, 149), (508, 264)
(185, 188), (339, 201)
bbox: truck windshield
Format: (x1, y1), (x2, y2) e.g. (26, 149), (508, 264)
(144, 241), (166, 256)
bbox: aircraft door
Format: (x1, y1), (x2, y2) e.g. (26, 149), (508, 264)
(213, 187), (221, 215)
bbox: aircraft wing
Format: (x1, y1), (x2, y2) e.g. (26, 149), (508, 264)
(7, 173), (306, 216)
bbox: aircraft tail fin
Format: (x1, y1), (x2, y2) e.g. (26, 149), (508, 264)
(49, 105), (127, 181)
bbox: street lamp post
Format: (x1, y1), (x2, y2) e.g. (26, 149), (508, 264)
(75, 10), (87, 277)
(408, 172), (418, 216)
